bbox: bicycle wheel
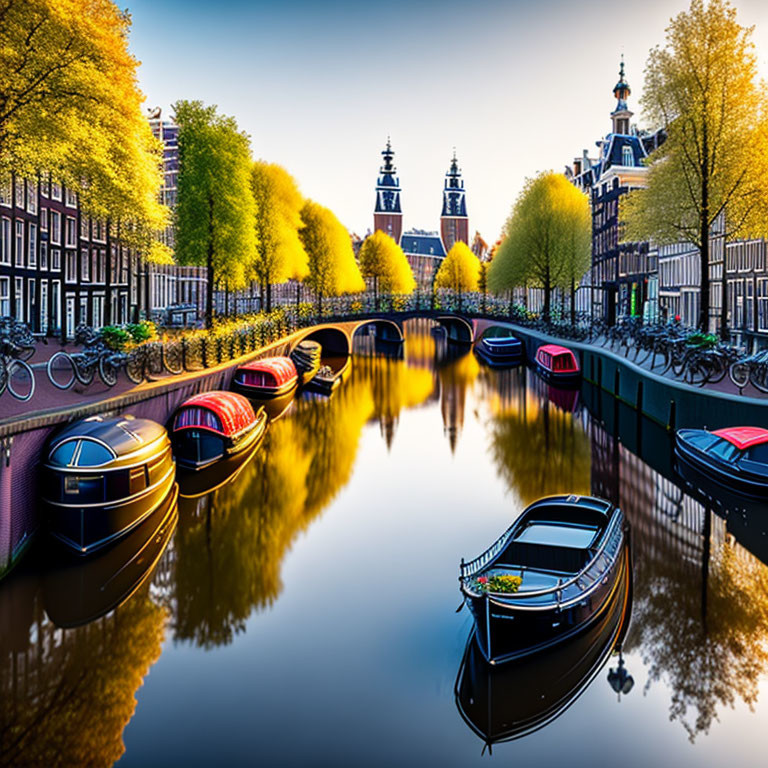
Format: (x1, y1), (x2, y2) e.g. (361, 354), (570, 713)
(672, 351), (689, 378)
(706, 356), (729, 384)
(729, 361), (750, 389)
(0, 358), (7, 396)
(47, 352), (76, 390)
(163, 341), (183, 374)
(73, 355), (95, 386)
(99, 355), (119, 387)
(125, 350), (145, 385)
(7, 359), (35, 401)
(750, 366), (768, 394)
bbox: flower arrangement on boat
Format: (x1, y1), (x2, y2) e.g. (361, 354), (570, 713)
(473, 573), (523, 593)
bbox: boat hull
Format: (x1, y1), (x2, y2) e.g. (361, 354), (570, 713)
(465, 544), (627, 664)
(303, 356), (351, 396)
(232, 377), (298, 400)
(474, 341), (523, 368)
(675, 441), (768, 498)
(45, 464), (177, 556)
(535, 362), (581, 387)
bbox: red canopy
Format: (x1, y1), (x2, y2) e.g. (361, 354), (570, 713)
(536, 344), (579, 372)
(175, 391), (256, 437)
(238, 356), (297, 387)
(712, 426), (768, 451)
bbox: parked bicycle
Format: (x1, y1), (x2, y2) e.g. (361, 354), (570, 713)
(0, 317), (36, 401)
(729, 349), (768, 393)
(47, 325), (115, 390)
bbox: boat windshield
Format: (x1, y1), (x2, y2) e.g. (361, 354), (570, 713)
(514, 523), (598, 549)
(744, 443), (768, 463)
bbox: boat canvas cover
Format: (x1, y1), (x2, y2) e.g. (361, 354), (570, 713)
(712, 426), (768, 451)
(175, 391), (256, 437)
(537, 344), (579, 372)
(238, 357), (297, 388)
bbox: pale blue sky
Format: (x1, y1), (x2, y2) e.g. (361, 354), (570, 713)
(126, 0), (768, 242)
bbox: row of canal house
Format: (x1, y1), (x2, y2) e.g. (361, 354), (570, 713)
(0, 171), (205, 338)
(568, 59), (768, 348)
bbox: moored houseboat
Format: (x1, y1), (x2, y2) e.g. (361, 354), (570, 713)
(675, 426), (768, 497)
(171, 391), (267, 472)
(232, 356), (299, 400)
(474, 334), (524, 367)
(459, 495), (626, 664)
(303, 356), (351, 396)
(42, 415), (177, 555)
(534, 344), (581, 385)
(291, 340), (322, 385)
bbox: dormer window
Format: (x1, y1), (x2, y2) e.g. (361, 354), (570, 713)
(622, 146), (633, 167)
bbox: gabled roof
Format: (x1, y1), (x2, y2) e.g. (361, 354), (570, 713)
(400, 231), (446, 257)
(712, 427), (768, 451)
(603, 134), (646, 170)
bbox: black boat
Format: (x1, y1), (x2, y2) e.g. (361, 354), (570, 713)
(455, 540), (632, 746)
(459, 495), (626, 664)
(675, 426), (768, 497)
(474, 334), (524, 367)
(303, 356), (351, 396)
(42, 415), (177, 555)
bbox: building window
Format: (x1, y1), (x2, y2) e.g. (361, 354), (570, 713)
(51, 248), (61, 271)
(40, 280), (48, 334)
(28, 223), (37, 267)
(0, 277), (8, 316)
(27, 280), (35, 327)
(14, 277), (23, 321)
(65, 187), (77, 207)
(80, 216), (90, 240)
(40, 241), (48, 270)
(40, 175), (49, 198)
(99, 249), (106, 283)
(81, 248), (90, 281)
(15, 179), (24, 208)
(40, 207), (48, 231)
(15, 220), (24, 266)
(65, 216), (77, 247)
(50, 210), (61, 244)
(51, 181), (62, 201)
(51, 280), (60, 334)
(622, 146), (634, 167)
(0, 217), (9, 265)
(26, 179), (37, 214)
(0, 176), (11, 207)
(65, 250), (76, 282)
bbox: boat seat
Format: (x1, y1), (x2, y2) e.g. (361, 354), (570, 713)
(494, 541), (590, 574)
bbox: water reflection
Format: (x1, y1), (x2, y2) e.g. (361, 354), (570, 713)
(2, 322), (768, 764)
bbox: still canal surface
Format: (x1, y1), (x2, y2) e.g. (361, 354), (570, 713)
(1, 319), (767, 767)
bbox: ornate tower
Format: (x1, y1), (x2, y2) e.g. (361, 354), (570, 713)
(440, 150), (468, 253)
(611, 57), (633, 135)
(373, 138), (403, 244)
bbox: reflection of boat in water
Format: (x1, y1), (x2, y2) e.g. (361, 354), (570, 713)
(232, 356), (299, 400)
(474, 334), (524, 368)
(455, 541), (632, 747)
(459, 495), (626, 664)
(534, 344), (581, 387)
(42, 415), (176, 555)
(42, 483), (178, 628)
(675, 426), (768, 497)
(171, 391), (267, 471)
(304, 356), (351, 396)
(546, 384), (579, 413)
(178, 433), (263, 498)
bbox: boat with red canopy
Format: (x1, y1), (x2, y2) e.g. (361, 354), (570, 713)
(232, 356), (299, 400)
(535, 344), (580, 385)
(675, 426), (768, 496)
(171, 390), (267, 471)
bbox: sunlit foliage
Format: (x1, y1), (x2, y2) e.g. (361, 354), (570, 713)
(174, 100), (256, 327)
(299, 200), (365, 305)
(489, 172), (590, 321)
(622, 0), (768, 331)
(434, 242), (480, 297)
(358, 230), (415, 298)
(251, 161), (309, 311)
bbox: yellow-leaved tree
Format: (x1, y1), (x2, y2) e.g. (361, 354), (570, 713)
(489, 172), (590, 321)
(358, 230), (415, 304)
(299, 201), (364, 311)
(434, 242), (480, 310)
(251, 161), (309, 311)
(622, 0), (768, 334)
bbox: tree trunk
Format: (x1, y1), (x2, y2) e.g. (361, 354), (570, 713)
(720, 236), (730, 341)
(543, 266), (551, 323)
(205, 197), (214, 330)
(296, 281), (301, 313)
(266, 281), (272, 313)
(570, 277), (576, 326)
(699, 129), (710, 332)
(374, 275), (379, 311)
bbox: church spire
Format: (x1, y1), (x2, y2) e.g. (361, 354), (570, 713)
(373, 138), (403, 243)
(611, 56), (634, 135)
(440, 149), (468, 252)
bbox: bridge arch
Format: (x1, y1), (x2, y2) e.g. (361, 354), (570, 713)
(352, 319), (404, 343)
(434, 315), (474, 345)
(291, 325), (351, 357)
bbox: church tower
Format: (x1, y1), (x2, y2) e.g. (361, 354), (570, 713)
(373, 138), (403, 244)
(439, 150), (468, 253)
(611, 57), (633, 135)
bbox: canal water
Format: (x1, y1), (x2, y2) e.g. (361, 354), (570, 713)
(1, 319), (768, 767)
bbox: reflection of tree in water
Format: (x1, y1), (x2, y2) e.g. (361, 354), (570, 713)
(172, 380), (374, 648)
(488, 373), (590, 504)
(0, 584), (166, 768)
(625, 506), (768, 741)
